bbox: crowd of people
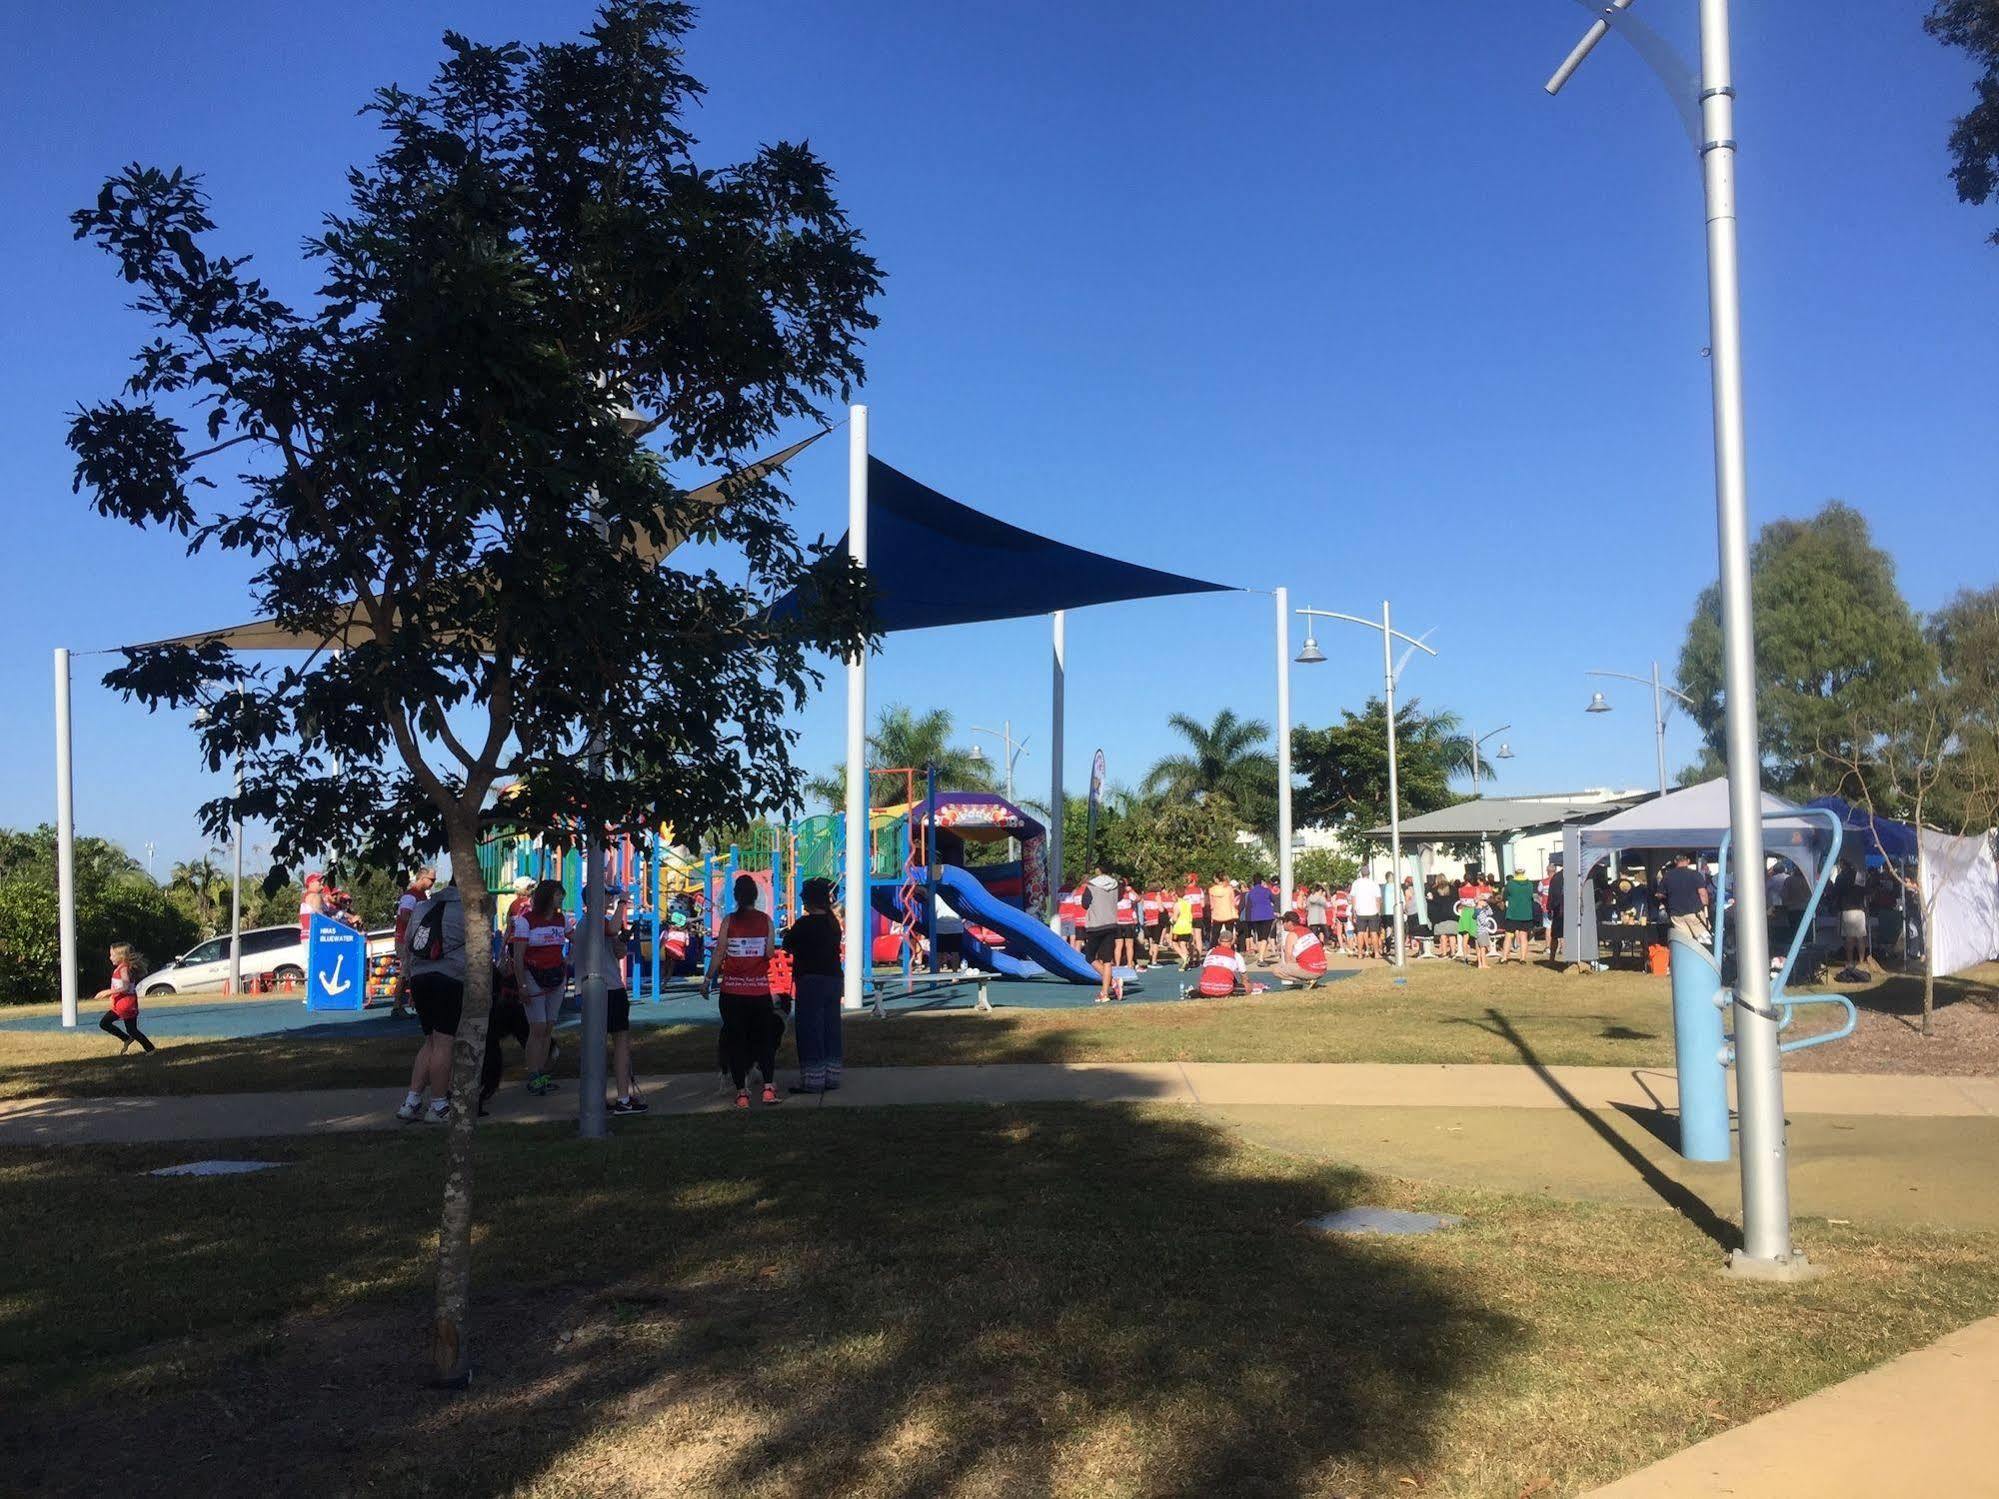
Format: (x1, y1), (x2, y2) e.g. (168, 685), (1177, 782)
(1054, 866), (1564, 994)
(387, 868), (844, 1122)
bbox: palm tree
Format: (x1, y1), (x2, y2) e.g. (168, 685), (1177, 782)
(1142, 709), (1277, 823)
(804, 703), (998, 810)
(169, 856), (226, 933)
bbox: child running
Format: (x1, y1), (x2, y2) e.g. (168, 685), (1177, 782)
(94, 944), (154, 1054)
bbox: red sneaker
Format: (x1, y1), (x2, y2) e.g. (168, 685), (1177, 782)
(734, 1090), (750, 1110)
(761, 1083), (780, 1106)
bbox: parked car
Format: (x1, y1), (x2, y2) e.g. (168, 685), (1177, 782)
(137, 925), (305, 996)
(136, 924), (397, 996)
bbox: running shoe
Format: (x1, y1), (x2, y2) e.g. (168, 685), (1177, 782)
(395, 1098), (422, 1123)
(735, 1090), (750, 1109)
(610, 1096), (649, 1115)
(425, 1100), (450, 1123)
(761, 1083), (780, 1106)
(526, 1073), (556, 1096)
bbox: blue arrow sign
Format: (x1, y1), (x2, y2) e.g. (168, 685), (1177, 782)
(305, 913), (366, 1011)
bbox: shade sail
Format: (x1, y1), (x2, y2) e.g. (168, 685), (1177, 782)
(135, 430), (830, 653)
(773, 456), (1235, 634)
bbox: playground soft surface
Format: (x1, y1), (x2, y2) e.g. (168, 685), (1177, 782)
(6, 959), (1995, 1102)
(5, 1103), (1997, 1498)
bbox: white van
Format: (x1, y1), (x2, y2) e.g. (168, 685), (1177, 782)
(136, 925), (397, 996)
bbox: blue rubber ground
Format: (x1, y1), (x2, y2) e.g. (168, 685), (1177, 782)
(3, 968), (1355, 1041)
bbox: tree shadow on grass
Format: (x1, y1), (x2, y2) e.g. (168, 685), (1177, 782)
(8, 1104), (1518, 1496)
(1452, 1009), (1741, 1255)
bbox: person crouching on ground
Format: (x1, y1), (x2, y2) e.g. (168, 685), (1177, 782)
(1195, 936), (1248, 997)
(511, 879), (571, 1096)
(95, 943), (154, 1054)
(785, 877), (844, 1093)
(397, 877), (464, 1122)
(702, 873), (784, 1107)
(1272, 911), (1329, 988)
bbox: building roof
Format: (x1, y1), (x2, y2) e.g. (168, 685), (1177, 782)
(1364, 791), (1647, 841)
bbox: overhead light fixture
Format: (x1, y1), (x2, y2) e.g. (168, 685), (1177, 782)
(967, 743), (985, 762)
(1294, 634), (1326, 665)
(1497, 743), (1514, 760)
(1586, 692), (1612, 714)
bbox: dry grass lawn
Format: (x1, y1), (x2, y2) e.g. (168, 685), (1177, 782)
(3, 1104), (1995, 1497)
(4, 960), (1995, 1103)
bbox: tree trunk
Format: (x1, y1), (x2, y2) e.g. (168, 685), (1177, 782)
(432, 815), (495, 1387)
(1923, 935), (1935, 1040)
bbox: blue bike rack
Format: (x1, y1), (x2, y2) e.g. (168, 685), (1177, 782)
(1667, 807), (1857, 1160)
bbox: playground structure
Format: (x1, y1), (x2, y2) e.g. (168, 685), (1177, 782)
(458, 765), (1102, 1004)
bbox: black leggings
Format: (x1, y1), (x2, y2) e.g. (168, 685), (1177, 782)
(99, 1011), (153, 1051)
(719, 993), (781, 1090)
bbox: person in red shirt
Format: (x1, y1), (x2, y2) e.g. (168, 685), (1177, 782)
(1195, 938), (1247, 997)
(1114, 882), (1139, 971)
(1057, 884), (1086, 951)
(1185, 876), (1208, 945)
(701, 873), (784, 1107)
(1272, 912), (1330, 989)
(510, 879), (571, 1096)
(94, 942), (154, 1053)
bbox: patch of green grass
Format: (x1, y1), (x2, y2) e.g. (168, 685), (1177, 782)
(4, 1104), (1997, 1497)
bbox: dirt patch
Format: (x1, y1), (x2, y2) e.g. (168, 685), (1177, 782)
(1789, 972), (1999, 1076)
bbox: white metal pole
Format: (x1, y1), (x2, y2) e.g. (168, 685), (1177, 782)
(54, 648), (78, 1029)
(229, 705), (244, 1000)
(1275, 587), (1294, 914)
(1697, 0), (1794, 1275)
(842, 405), (871, 1012)
(1382, 601), (1406, 968)
(1047, 610), (1066, 919)
(1471, 731), (1486, 878)
(1650, 660), (1670, 797)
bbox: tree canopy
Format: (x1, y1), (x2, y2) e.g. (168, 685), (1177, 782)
(1927, 0), (1999, 244)
(1141, 709), (1276, 833)
(0, 827), (198, 1003)
(1675, 503), (1935, 799)
(1292, 697), (1476, 847)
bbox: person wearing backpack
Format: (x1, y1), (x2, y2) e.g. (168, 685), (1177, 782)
(396, 877), (466, 1123)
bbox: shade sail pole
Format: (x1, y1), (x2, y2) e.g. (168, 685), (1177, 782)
(1275, 587), (1293, 914)
(841, 406), (870, 1013)
(1047, 610), (1066, 918)
(54, 648), (78, 1029)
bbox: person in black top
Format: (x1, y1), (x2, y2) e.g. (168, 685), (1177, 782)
(1661, 853), (1709, 941)
(785, 877), (845, 1093)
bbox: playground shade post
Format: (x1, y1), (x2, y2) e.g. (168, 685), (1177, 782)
(54, 648), (78, 1029)
(1048, 610), (1065, 912)
(1275, 587), (1293, 914)
(842, 404), (870, 1011)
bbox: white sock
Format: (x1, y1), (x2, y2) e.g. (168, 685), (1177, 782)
(404, 1090), (422, 1107)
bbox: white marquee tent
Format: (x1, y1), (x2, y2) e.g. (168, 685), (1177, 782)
(1560, 778), (1829, 964)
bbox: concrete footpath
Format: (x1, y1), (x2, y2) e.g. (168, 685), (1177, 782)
(2, 1060), (1996, 1146)
(1587, 1312), (1999, 1497)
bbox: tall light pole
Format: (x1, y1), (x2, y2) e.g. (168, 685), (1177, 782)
(1585, 663), (1695, 796)
(1274, 587), (1294, 916)
(1549, 0), (1804, 1278)
(1295, 602), (1437, 967)
(1470, 725), (1513, 878)
(969, 722), (1030, 861)
(194, 694), (247, 1000)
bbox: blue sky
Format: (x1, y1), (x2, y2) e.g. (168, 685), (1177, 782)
(3, 1), (1995, 868)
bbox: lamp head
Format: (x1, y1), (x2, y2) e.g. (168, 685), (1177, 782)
(967, 743), (985, 763)
(1497, 743), (1514, 760)
(1586, 692), (1612, 714)
(1294, 634), (1326, 665)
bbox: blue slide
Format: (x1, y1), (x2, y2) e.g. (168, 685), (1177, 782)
(934, 864), (1101, 984)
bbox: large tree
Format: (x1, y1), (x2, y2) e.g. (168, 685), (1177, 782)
(69, 3), (879, 1384)
(1141, 709), (1277, 832)
(1676, 502), (1934, 799)
(0, 827), (198, 1003)
(1928, 0), (1999, 244)
(1292, 697), (1478, 846)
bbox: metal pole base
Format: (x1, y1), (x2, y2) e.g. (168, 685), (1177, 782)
(1722, 1248), (1823, 1284)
